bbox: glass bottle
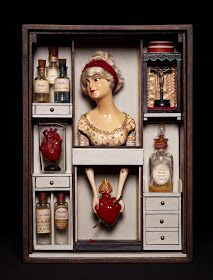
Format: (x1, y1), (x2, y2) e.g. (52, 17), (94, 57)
(54, 59), (70, 103)
(33, 59), (50, 103)
(54, 192), (68, 245)
(36, 192), (51, 245)
(149, 124), (173, 192)
(46, 46), (59, 85)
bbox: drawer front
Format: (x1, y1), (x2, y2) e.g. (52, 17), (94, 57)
(34, 105), (70, 115)
(146, 231), (179, 245)
(146, 197), (179, 211)
(36, 176), (70, 188)
(146, 214), (179, 228)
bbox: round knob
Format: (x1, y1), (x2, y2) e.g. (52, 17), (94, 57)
(50, 107), (54, 112)
(160, 236), (165, 240)
(50, 180), (54, 185)
(160, 219), (164, 224)
(161, 201), (165, 206)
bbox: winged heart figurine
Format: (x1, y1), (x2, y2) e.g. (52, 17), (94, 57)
(94, 178), (121, 227)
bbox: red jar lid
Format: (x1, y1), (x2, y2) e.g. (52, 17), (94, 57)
(148, 41), (174, 53)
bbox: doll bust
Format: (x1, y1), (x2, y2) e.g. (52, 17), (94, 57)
(77, 51), (136, 215)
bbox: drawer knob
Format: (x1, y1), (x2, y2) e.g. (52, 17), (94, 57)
(50, 107), (54, 112)
(161, 201), (165, 205)
(160, 219), (164, 224)
(50, 180), (54, 185)
(160, 236), (165, 240)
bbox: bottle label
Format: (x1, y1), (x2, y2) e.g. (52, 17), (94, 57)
(34, 80), (49, 93)
(152, 163), (170, 185)
(55, 206), (68, 230)
(47, 69), (58, 84)
(54, 79), (69, 92)
(36, 209), (51, 233)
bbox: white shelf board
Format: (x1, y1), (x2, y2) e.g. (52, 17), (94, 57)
(33, 173), (72, 177)
(29, 251), (187, 259)
(73, 148), (143, 165)
(143, 192), (181, 197)
(143, 112), (181, 120)
(34, 244), (73, 251)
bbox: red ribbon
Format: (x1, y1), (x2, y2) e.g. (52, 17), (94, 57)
(83, 59), (118, 91)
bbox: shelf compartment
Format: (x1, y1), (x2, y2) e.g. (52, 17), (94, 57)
(33, 190), (73, 251)
(75, 166), (142, 251)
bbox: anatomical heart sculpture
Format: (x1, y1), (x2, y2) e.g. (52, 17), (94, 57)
(39, 124), (66, 172)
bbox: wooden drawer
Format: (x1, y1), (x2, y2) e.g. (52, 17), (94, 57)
(32, 103), (72, 116)
(146, 231), (179, 245)
(145, 197), (179, 211)
(146, 214), (179, 228)
(35, 176), (70, 188)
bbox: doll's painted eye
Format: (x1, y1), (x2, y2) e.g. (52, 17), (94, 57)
(94, 77), (100, 82)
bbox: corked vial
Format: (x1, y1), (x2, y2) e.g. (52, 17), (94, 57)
(54, 192), (68, 231)
(49, 46), (58, 62)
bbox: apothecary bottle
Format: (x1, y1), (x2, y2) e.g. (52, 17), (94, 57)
(33, 59), (50, 103)
(149, 124), (173, 192)
(36, 192), (51, 245)
(54, 192), (68, 245)
(46, 46), (59, 85)
(54, 59), (70, 103)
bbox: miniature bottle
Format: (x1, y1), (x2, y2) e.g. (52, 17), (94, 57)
(36, 192), (51, 245)
(149, 124), (173, 192)
(54, 59), (70, 103)
(46, 46), (59, 85)
(33, 59), (50, 103)
(54, 192), (68, 245)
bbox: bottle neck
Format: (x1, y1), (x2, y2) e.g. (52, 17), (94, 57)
(156, 148), (166, 156)
(59, 66), (67, 78)
(49, 61), (57, 68)
(38, 67), (46, 79)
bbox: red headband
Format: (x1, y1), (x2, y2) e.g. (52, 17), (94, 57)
(82, 59), (118, 91)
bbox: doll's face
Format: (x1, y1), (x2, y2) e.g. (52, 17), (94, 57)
(86, 74), (112, 100)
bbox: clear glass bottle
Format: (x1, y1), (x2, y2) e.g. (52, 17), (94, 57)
(36, 192), (51, 245)
(54, 192), (68, 245)
(54, 59), (70, 103)
(33, 59), (50, 103)
(149, 124), (173, 192)
(46, 46), (59, 85)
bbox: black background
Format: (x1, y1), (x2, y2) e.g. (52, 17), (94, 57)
(0, 3), (212, 280)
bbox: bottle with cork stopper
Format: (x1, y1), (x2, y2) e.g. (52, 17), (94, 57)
(149, 124), (173, 192)
(54, 59), (70, 103)
(33, 59), (50, 103)
(36, 192), (51, 245)
(54, 192), (68, 245)
(46, 46), (59, 85)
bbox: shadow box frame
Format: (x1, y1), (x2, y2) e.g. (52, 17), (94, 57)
(22, 24), (193, 263)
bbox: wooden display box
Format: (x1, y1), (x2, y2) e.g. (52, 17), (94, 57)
(22, 24), (193, 263)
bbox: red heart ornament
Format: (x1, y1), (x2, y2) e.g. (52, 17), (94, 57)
(95, 193), (121, 226)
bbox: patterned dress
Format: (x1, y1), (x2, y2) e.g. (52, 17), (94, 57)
(78, 112), (136, 146)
